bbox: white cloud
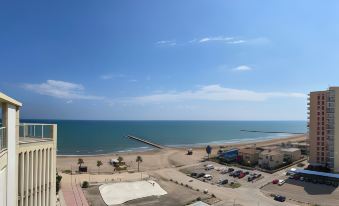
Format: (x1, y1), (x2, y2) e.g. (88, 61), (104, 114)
(196, 36), (246, 44)
(131, 85), (306, 103)
(100, 74), (125, 80)
(232, 65), (253, 72)
(23, 80), (103, 100)
(156, 40), (176, 47)
(66, 100), (73, 104)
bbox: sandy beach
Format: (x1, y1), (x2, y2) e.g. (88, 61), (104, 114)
(57, 134), (306, 174)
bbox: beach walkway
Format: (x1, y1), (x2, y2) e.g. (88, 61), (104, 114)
(61, 175), (89, 206)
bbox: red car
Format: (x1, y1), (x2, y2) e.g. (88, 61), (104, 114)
(272, 179), (279, 184)
(238, 172), (245, 179)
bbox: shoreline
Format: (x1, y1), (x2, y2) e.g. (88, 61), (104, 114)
(57, 133), (306, 157)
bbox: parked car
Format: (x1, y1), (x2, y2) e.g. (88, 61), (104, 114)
(244, 171), (249, 175)
(256, 174), (262, 178)
(229, 172), (235, 177)
(218, 179), (228, 185)
(247, 176), (253, 182)
(220, 168), (229, 174)
(272, 179), (279, 184)
(205, 165), (214, 170)
(300, 177), (305, 181)
(238, 172), (245, 179)
(274, 195), (286, 202)
(204, 174), (213, 180)
(228, 168), (235, 172)
(278, 180), (285, 186)
(190, 172), (198, 177)
(197, 173), (205, 178)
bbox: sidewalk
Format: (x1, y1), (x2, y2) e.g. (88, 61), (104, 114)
(61, 175), (89, 206)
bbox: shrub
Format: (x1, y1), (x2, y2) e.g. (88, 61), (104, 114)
(196, 197), (201, 201)
(180, 183), (184, 186)
(56, 173), (62, 194)
(169, 179), (173, 181)
(82, 181), (89, 188)
(211, 194), (216, 198)
(62, 170), (72, 174)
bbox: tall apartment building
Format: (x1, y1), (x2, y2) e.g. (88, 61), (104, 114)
(0, 92), (57, 206)
(308, 87), (339, 173)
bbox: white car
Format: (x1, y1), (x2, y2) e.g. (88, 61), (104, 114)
(278, 180), (285, 186)
(205, 165), (214, 170)
(204, 174), (213, 180)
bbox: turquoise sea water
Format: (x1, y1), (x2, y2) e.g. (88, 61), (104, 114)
(23, 120), (307, 155)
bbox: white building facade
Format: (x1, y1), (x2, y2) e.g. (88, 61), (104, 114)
(0, 93), (57, 206)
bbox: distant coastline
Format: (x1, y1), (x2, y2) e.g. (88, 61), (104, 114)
(57, 133), (305, 157)
(27, 120), (306, 155)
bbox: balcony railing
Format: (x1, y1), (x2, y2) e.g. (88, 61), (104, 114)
(19, 123), (54, 140)
(0, 127), (6, 152)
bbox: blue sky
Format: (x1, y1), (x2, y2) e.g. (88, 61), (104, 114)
(1, 0), (339, 120)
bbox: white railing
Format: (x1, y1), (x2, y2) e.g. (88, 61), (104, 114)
(0, 127), (6, 152)
(19, 123), (54, 139)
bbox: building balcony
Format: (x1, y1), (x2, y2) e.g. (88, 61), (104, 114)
(0, 127), (6, 153)
(19, 123), (56, 145)
(327, 108), (335, 113)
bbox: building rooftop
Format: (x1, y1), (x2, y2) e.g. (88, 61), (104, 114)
(0, 92), (22, 107)
(281, 148), (301, 152)
(260, 149), (281, 156)
(291, 169), (339, 179)
(239, 147), (260, 154)
(291, 142), (309, 146)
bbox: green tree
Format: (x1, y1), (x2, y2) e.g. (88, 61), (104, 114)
(97, 160), (103, 174)
(117, 156), (124, 165)
(78, 158), (84, 167)
(136, 156), (143, 172)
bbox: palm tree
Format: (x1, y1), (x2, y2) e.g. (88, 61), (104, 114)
(97, 160), (103, 174)
(117, 156), (124, 165)
(78, 158), (84, 167)
(136, 156), (143, 172)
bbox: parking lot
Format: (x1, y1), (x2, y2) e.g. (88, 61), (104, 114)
(262, 176), (339, 206)
(180, 161), (266, 188)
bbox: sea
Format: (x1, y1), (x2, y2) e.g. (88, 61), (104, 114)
(22, 120), (307, 155)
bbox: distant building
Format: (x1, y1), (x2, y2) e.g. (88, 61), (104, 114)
(281, 148), (301, 163)
(308, 87), (339, 172)
(0, 92), (57, 206)
(218, 148), (238, 162)
(238, 147), (261, 166)
(258, 149), (284, 170)
(290, 142), (309, 155)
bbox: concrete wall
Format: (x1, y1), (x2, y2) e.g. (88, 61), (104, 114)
(18, 142), (55, 206)
(6, 103), (18, 206)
